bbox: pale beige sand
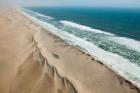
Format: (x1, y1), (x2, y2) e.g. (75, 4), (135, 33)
(0, 9), (139, 93)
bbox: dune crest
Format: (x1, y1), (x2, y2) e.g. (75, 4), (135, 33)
(0, 9), (139, 93)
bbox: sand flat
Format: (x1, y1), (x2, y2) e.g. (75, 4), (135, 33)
(0, 9), (139, 93)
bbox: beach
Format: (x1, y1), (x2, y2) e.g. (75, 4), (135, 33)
(0, 9), (139, 93)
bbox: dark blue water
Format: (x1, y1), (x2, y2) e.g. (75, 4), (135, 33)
(27, 7), (140, 41)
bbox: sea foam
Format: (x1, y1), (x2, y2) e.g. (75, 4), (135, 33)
(110, 37), (140, 53)
(61, 20), (140, 53)
(25, 9), (54, 20)
(60, 20), (114, 36)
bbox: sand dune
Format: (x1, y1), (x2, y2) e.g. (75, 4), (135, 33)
(0, 9), (139, 93)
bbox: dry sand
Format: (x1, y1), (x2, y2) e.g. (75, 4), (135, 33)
(0, 9), (139, 93)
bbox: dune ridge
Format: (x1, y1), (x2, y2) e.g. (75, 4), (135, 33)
(10, 33), (78, 93)
(0, 9), (140, 93)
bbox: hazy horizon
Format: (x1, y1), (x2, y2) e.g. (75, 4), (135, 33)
(0, 0), (140, 8)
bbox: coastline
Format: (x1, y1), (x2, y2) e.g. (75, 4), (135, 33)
(0, 9), (139, 93)
(21, 8), (140, 89)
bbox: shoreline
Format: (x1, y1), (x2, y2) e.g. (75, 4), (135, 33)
(20, 9), (140, 92)
(20, 8), (140, 89)
(0, 9), (139, 93)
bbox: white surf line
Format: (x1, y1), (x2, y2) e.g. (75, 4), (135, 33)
(21, 8), (54, 19)
(60, 20), (114, 36)
(61, 20), (140, 53)
(109, 36), (140, 53)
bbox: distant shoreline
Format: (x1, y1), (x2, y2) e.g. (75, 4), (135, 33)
(25, 6), (140, 10)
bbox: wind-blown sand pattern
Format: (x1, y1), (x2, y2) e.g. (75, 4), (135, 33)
(0, 9), (139, 93)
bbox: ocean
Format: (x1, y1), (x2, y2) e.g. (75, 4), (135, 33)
(29, 7), (140, 40)
(21, 7), (140, 87)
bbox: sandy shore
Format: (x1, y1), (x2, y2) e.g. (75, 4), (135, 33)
(0, 9), (139, 93)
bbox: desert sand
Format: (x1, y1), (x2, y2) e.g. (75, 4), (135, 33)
(0, 9), (139, 93)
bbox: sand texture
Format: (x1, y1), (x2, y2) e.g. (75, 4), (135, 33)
(0, 9), (139, 93)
